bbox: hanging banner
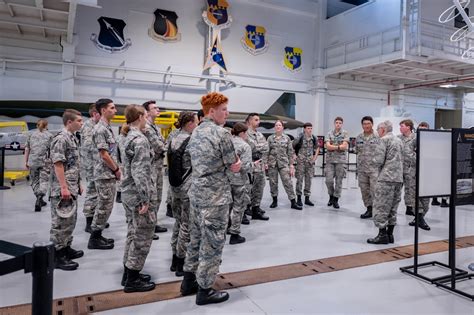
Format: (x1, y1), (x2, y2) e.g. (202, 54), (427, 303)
(202, 0), (232, 30)
(204, 33), (228, 73)
(241, 25), (269, 55)
(283, 46), (302, 72)
(91, 16), (131, 53)
(148, 9), (181, 42)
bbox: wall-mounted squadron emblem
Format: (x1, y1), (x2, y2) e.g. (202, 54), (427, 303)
(148, 9), (181, 42)
(283, 46), (302, 72)
(204, 33), (228, 73)
(91, 16), (131, 53)
(241, 25), (269, 55)
(202, 0), (232, 30)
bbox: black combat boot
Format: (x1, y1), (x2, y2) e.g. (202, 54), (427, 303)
(290, 199), (303, 210)
(124, 268), (155, 293)
(409, 216), (431, 231)
(170, 254), (178, 272)
(155, 225), (168, 233)
(360, 206), (372, 219)
(166, 203), (173, 218)
(34, 196), (42, 212)
(121, 265), (151, 286)
(327, 195), (334, 206)
(245, 205), (252, 216)
(99, 232), (114, 244)
(85, 217), (93, 233)
(241, 214), (250, 225)
(431, 198), (441, 206)
(332, 197), (340, 209)
(196, 286), (229, 305)
(115, 191), (122, 203)
(252, 206), (269, 220)
(304, 196), (314, 206)
(387, 225), (395, 244)
(367, 228), (389, 244)
(180, 272), (199, 296)
(405, 206), (414, 216)
(269, 196), (278, 208)
(64, 246), (84, 260)
(440, 199), (449, 208)
(175, 257), (185, 277)
(39, 195), (47, 207)
(55, 248), (79, 271)
(88, 230), (114, 250)
(296, 195), (303, 207)
(229, 234), (246, 245)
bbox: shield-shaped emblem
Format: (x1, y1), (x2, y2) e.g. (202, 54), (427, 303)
(202, 0), (232, 30)
(204, 33), (228, 72)
(91, 16), (131, 53)
(241, 25), (269, 55)
(283, 47), (302, 72)
(148, 9), (181, 42)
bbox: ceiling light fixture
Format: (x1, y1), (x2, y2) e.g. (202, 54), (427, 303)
(439, 83), (458, 88)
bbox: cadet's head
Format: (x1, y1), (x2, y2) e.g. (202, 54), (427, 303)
(63, 109), (83, 132)
(246, 113), (260, 130)
(361, 116), (373, 133)
(88, 103), (101, 123)
(142, 100), (160, 120)
(399, 119), (414, 136)
(95, 98), (116, 121)
(334, 117), (343, 130)
(231, 122), (248, 140)
(201, 92), (229, 126)
(175, 111), (198, 132)
(36, 119), (48, 132)
(418, 121), (430, 129)
(123, 105), (147, 135)
(274, 120), (284, 134)
(197, 109), (205, 123)
(377, 120), (392, 137)
(303, 122), (313, 136)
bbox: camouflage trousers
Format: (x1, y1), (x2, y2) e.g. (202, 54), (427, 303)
(358, 171), (379, 208)
(268, 165), (296, 200)
(373, 181), (403, 229)
(29, 166), (50, 197)
(92, 178), (116, 231)
(122, 192), (156, 271)
(50, 196), (77, 251)
(402, 168), (416, 207)
(184, 203), (229, 289)
(295, 161), (314, 196)
(250, 171), (265, 207)
(418, 197), (430, 216)
(229, 184), (250, 235)
(325, 163), (345, 198)
(82, 168), (97, 218)
(170, 184), (191, 259)
(153, 164), (164, 214)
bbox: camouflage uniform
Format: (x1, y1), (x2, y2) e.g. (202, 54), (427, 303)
(92, 119), (118, 231)
(165, 128), (180, 211)
(26, 130), (53, 198)
(49, 130), (80, 250)
(246, 129), (268, 208)
(372, 132), (403, 228)
(183, 117), (236, 289)
(227, 136), (252, 235)
(398, 133), (416, 208)
(354, 131), (380, 207)
(80, 118), (98, 218)
(294, 135), (318, 197)
(267, 133), (295, 200)
(143, 121), (166, 215)
(325, 129), (349, 198)
(169, 129), (192, 259)
(121, 127), (156, 271)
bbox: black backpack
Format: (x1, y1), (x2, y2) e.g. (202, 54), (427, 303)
(168, 137), (191, 187)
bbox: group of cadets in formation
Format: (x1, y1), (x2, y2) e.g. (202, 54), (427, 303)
(23, 92), (436, 305)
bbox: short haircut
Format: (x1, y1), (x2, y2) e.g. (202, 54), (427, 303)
(142, 100), (156, 111)
(274, 120), (284, 128)
(334, 116), (343, 123)
(88, 103), (98, 116)
(303, 122), (313, 128)
(400, 119), (414, 131)
(201, 92), (228, 115)
(95, 98), (113, 116)
(63, 109), (82, 126)
(245, 112), (259, 123)
(418, 121), (430, 128)
(361, 116), (373, 124)
(378, 120), (393, 133)
(231, 122), (248, 136)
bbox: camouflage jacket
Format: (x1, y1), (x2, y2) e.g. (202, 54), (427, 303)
(144, 120), (166, 166)
(187, 117), (236, 207)
(121, 127), (155, 206)
(398, 133), (416, 172)
(92, 119), (118, 180)
(246, 128), (268, 172)
(26, 129), (53, 168)
(227, 136), (253, 185)
(169, 129), (192, 189)
(294, 134), (319, 163)
(373, 132), (403, 183)
(50, 129), (80, 197)
(354, 131), (380, 173)
(79, 118), (97, 172)
(326, 129), (349, 164)
(267, 133), (294, 168)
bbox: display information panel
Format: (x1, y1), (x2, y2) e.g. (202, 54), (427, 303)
(453, 128), (474, 205)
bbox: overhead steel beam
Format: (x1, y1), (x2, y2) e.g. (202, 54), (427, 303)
(2, 2), (68, 14)
(0, 14), (67, 32)
(66, 1), (76, 44)
(353, 67), (428, 81)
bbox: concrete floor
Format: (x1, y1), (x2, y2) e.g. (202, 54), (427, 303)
(0, 172), (473, 314)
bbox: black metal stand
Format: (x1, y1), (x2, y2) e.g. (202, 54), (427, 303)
(0, 147), (11, 190)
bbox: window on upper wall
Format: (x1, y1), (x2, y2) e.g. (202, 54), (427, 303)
(326, 0), (370, 19)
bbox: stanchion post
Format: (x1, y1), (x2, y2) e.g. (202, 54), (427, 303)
(32, 241), (54, 315)
(0, 147), (11, 190)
